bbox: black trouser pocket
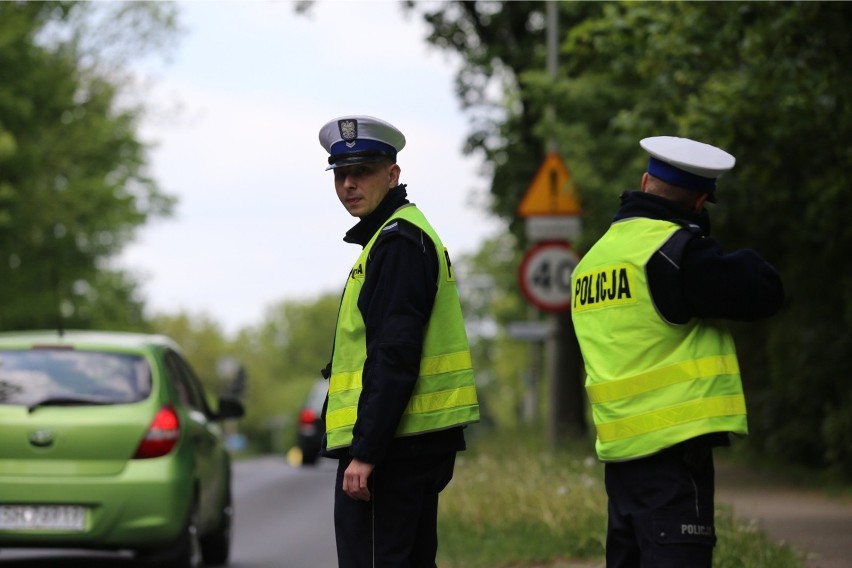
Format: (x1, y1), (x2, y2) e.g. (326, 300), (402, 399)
(649, 518), (715, 568)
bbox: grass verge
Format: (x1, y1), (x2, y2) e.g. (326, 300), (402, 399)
(436, 427), (804, 568)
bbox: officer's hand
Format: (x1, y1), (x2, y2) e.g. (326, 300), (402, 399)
(343, 458), (374, 501)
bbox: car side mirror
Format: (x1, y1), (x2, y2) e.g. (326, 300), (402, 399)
(215, 396), (245, 421)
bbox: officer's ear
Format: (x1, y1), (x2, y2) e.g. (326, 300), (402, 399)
(693, 193), (709, 212)
(388, 163), (401, 188)
(640, 172), (650, 192)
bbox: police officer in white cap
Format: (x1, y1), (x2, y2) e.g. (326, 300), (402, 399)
(317, 115), (480, 568)
(570, 136), (784, 567)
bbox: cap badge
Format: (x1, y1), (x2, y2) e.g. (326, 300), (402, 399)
(338, 119), (358, 148)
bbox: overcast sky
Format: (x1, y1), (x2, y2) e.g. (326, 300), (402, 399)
(119, 1), (505, 335)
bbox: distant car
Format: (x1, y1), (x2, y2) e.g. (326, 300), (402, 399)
(0, 330), (245, 567)
(296, 379), (327, 466)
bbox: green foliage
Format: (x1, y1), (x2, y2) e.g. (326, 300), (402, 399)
(407, 1), (606, 241)
(457, 235), (538, 428)
(437, 427), (606, 567)
(0, 1), (177, 331)
(414, 1), (852, 477)
(713, 507), (804, 568)
(437, 427), (804, 568)
(228, 294), (340, 452)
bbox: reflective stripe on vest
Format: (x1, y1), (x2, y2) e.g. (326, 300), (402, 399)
(325, 205), (479, 450)
(571, 218), (748, 461)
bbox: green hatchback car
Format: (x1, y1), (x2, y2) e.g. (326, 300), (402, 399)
(0, 330), (245, 567)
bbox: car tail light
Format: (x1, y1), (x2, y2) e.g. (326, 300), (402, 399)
(299, 408), (317, 426)
(133, 405), (180, 459)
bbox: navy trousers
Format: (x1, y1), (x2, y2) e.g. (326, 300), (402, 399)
(604, 440), (717, 568)
(334, 453), (456, 568)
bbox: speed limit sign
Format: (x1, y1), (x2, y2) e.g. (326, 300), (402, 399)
(519, 241), (579, 312)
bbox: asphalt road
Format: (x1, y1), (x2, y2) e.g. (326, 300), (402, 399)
(716, 460), (852, 568)
(0, 455), (339, 568)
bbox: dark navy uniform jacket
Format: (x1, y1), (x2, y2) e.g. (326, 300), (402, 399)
(322, 185), (467, 464)
(615, 191), (784, 325)
(611, 191), (784, 453)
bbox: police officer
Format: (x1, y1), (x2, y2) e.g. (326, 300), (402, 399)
(318, 115), (480, 568)
(570, 136), (784, 567)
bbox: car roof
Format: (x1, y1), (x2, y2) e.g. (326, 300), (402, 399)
(0, 330), (180, 353)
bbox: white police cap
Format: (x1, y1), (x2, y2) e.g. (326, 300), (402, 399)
(318, 115), (406, 171)
(640, 136), (736, 200)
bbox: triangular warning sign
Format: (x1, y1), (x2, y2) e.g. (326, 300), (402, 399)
(517, 152), (581, 217)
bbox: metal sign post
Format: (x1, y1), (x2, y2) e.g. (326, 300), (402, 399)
(515, 155), (587, 444)
(514, 5), (588, 441)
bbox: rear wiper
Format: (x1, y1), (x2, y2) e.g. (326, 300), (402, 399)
(28, 397), (112, 413)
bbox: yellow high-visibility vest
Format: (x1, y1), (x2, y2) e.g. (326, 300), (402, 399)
(571, 217), (748, 461)
(325, 205), (479, 450)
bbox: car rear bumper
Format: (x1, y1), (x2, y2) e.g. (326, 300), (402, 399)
(0, 457), (192, 549)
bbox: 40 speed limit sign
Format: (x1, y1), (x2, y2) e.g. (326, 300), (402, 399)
(519, 241), (579, 312)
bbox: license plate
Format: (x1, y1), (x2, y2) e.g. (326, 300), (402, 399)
(0, 505), (86, 531)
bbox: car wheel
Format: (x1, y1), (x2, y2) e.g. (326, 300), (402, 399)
(138, 500), (202, 568)
(200, 487), (233, 566)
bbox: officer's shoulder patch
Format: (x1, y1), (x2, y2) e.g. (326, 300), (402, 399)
(659, 226), (701, 268)
(377, 218), (426, 250)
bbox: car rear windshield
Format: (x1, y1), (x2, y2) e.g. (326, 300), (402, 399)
(0, 349), (152, 406)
